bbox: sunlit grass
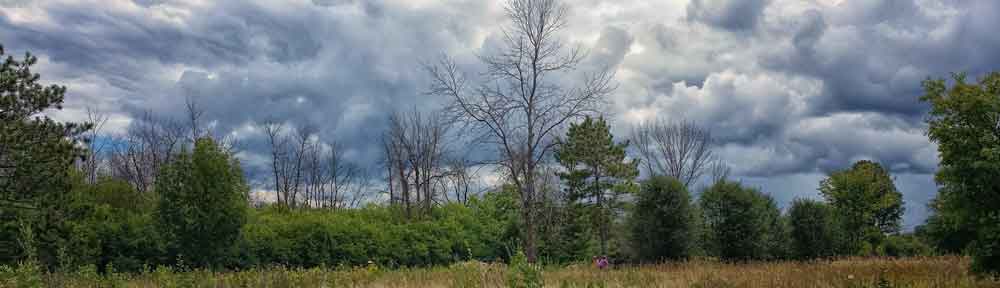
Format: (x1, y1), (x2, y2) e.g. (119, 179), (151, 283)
(12, 256), (999, 287)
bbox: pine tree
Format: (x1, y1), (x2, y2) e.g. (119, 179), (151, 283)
(554, 116), (639, 256)
(0, 44), (91, 266)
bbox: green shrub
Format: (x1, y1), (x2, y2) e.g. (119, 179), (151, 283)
(506, 251), (543, 288)
(0, 261), (43, 288)
(237, 203), (511, 269)
(881, 234), (932, 257)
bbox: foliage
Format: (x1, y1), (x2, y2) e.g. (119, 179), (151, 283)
(0, 44), (92, 267)
(0, 44), (91, 206)
(819, 160), (905, 255)
(156, 138), (249, 269)
(629, 176), (694, 262)
(506, 251), (543, 288)
(468, 188), (522, 262)
(0, 261), (43, 288)
(914, 185), (976, 255)
(555, 116), (639, 257)
(788, 198), (841, 259)
(880, 234), (932, 257)
(921, 72), (1000, 276)
(700, 181), (786, 261)
(238, 201), (515, 269)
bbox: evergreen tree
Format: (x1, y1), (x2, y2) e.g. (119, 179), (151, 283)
(156, 138), (248, 269)
(0, 44), (91, 266)
(554, 116), (639, 256)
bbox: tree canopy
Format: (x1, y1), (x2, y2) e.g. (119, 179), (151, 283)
(819, 160), (904, 254)
(629, 176), (693, 262)
(156, 138), (249, 269)
(921, 72), (1000, 275)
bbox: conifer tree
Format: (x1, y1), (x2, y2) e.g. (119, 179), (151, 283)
(555, 116), (639, 256)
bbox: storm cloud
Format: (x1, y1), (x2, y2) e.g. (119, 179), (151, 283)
(3, 0), (997, 229)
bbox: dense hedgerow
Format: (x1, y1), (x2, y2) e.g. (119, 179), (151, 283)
(236, 203), (514, 269)
(25, 179), (520, 272)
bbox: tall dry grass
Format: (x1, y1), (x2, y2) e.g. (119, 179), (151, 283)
(11, 256), (999, 287)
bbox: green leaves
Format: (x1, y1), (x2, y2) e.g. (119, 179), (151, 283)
(700, 181), (785, 261)
(788, 199), (839, 259)
(630, 176), (693, 262)
(156, 138), (248, 269)
(921, 72), (1000, 276)
(0, 44), (92, 268)
(819, 160), (904, 255)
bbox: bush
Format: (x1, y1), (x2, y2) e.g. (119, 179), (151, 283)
(506, 251), (542, 288)
(629, 176), (693, 262)
(880, 234), (932, 257)
(237, 202), (512, 269)
(0, 261), (43, 288)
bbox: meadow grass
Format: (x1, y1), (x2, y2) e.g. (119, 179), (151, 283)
(6, 256), (998, 287)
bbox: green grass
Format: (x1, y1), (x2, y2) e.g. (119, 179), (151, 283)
(3, 256), (997, 287)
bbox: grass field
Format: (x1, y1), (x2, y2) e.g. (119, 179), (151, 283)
(8, 256), (999, 287)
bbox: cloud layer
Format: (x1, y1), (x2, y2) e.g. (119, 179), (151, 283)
(4, 0), (997, 228)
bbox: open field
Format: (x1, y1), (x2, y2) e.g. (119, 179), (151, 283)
(10, 256), (997, 288)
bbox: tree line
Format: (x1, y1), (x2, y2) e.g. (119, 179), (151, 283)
(0, 0), (997, 278)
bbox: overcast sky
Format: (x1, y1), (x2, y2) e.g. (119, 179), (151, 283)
(3, 0), (999, 229)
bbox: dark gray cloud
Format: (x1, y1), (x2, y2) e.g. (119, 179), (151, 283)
(2, 0), (994, 227)
(686, 0), (771, 31)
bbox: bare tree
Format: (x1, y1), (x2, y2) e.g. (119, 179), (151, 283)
(444, 158), (480, 205)
(708, 157), (731, 185)
(324, 141), (359, 209)
(81, 107), (110, 183)
(347, 167), (375, 209)
(426, 0), (615, 262)
(630, 120), (717, 187)
(288, 124), (318, 208)
(262, 120), (291, 207)
(107, 111), (185, 193)
(184, 96), (205, 143)
(382, 109), (454, 217)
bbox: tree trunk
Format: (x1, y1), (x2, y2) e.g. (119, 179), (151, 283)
(522, 172), (538, 263)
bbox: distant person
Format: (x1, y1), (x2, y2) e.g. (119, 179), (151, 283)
(597, 256), (609, 269)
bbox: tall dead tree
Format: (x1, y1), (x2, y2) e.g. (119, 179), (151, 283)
(262, 120), (291, 207)
(630, 120), (718, 188)
(426, 0), (615, 262)
(288, 124), (317, 208)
